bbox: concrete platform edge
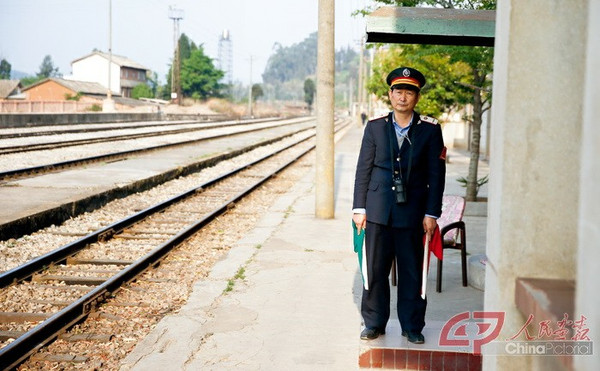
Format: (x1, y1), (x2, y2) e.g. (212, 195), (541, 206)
(119, 142), (319, 370)
(0, 133), (301, 241)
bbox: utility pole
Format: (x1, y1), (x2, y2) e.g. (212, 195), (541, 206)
(248, 55), (253, 118)
(169, 6), (184, 105)
(315, 0), (335, 219)
(103, 0), (115, 112)
(368, 46), (374, 116)
(348, 77), (354, 116)
(357, 36), (365, 126)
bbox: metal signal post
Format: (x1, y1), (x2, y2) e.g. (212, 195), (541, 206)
(169, 6), (184, 105)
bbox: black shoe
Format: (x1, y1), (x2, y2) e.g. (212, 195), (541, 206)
(402, 330), (425, 344)
(360, 327), (385, 340)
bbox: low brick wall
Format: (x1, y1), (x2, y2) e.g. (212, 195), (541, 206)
(0, 112), (163, 127)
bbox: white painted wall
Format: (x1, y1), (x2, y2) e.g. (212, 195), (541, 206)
(484, 0), (591, 370)
(575, 1), (600, 370)
(71, 54), (120, 95)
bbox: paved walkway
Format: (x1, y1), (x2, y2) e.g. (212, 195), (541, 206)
(120, 123), (489, 370)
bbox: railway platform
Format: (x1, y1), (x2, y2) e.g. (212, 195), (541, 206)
(119, 123), (489, 370)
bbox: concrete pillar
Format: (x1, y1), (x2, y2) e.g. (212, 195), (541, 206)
(315, 0), (335, 219)
(575, 1), (600, 370)
(484, 0), (587, 370)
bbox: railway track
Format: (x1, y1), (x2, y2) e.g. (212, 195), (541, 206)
(0, 117), (312, 180)
(0, 117), (283, 155)
(0, 115), (231, 140)
(0, 120), (198, 139)
(0, 119), (351, 369)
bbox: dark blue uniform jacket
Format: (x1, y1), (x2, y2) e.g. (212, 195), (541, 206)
(353, 112), (446, 228)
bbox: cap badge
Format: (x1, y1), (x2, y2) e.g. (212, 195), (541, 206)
(402, 69), (410, 77)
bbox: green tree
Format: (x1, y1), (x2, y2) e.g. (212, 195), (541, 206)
(162, 67), (173, 100)
(164, 33), (195, 100)
(262, 32), (357, 104)
(20, 55), (62, 86)
(147, 71), (160, 97)
(365, 0), (495, 201)
(335, 47), (359, 109)
(178, 33), (198, 62)
(180, 46), (224, 100)
(20, 76), (40, 87)
(0, 59), (11, 79)
(262, 33), (318, 84)
(164, 34), (217, 100)
(251, 84), (264, 101)
(336, 47), (358, 73)
(368, 44), (472, 118)
(446, 44), (494, 201)
(304, 78), (315, 112)
(132, 83), (154, 99)
(37, 55), (61, 78)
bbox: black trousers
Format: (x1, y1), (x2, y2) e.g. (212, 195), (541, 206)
(361, 221), (426, 332)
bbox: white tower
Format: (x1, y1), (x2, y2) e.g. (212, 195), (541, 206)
(218, 29), (233, 86)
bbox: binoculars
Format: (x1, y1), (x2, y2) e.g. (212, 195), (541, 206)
(392, 177), (407, 204)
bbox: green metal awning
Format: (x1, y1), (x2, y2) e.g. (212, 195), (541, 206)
(366, 7), (496, 47)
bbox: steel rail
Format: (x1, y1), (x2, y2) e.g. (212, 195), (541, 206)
(0, 129), (311, 242)
(0, 120), (200, 139)
(0, 117), (299, 155)
(0, 116), (238, 140)
(0, 119), (349, 369)
(0, 127), (316, 288)
(0, 117), (314, 180)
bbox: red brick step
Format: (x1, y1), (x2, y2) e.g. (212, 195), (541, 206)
(359, 321), (482, 370)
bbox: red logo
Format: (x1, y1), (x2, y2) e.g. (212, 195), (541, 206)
(439, 311), (505, 354)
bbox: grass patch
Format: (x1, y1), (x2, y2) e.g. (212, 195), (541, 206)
(284, 206), (294, 218)
(234, 266), (246, 280)
(223, 266), (246, 293)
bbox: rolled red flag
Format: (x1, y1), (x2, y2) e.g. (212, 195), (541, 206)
(421, 226), (443, 299)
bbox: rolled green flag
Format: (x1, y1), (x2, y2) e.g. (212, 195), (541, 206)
(352, 222), (369, 290)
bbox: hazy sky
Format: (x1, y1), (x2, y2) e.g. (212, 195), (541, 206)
(0, 0), (374, 84)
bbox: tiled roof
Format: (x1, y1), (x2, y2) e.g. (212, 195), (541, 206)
(22, 78), (116, 96)
(113, 96), (153, 107)
(0, 80), (22, 99)
(71, 51), (149, 71)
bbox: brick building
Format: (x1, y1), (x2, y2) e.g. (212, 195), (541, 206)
(22, 78), (107, 101)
